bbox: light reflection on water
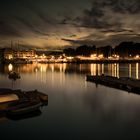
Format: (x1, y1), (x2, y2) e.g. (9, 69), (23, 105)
(0, 63), (140, 139)
(3, 63), (140, 79)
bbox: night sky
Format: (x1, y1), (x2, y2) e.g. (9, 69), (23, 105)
(0, 0), (140, 49)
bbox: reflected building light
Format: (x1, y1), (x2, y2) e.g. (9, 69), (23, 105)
(51, 65), (54, 73)
(101, 64), (104, 74)
(35, 68), (38, 72)
(91, 64), (96, 75)
(108, 64), (112, 76)
(114, 63), (117, 77)
(63, 63), (67, 72)
(98, 64), (101, 75)
(117, 64), (119, 78)
(129, 64), (132, 78)
(136, 63), (139, 79)
(60, 64), (62, 72)
(111, 64), (114, 77)
(40, 66), (43, 73)
(45, 64), (48, 71)
(42, 65), (47, 72)
(8, 64), (13, 72)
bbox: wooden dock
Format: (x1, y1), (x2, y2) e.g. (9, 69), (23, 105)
(86, 75), (140, 94)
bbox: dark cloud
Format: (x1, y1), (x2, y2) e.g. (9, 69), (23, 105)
(110, 0), (140, 14)
(0, 0), (140, 48)
(66, 0), (140, 30)
(62, 38), (95, 46)
(14, 16), (50, 36)
(101, 29), (134, 33)
(0, 20), (21, 37)
(90, 0), (140, 15)
(62, 32), (140, 47)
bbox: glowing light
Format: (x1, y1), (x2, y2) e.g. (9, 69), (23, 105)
(101, 64), (104, 74)
(98, 54), (104, 59)
(63, 58), (67, 62)
(8, 64), (13, 71)
(129, 64), (132, 78)
(91, 64), (96, 75)
(136, 55), (139, 59)
(136, 63), (139, 79)
(67, 56), (74, 60)
(8, 55), (13, 60)
(90, 54), (97, 58)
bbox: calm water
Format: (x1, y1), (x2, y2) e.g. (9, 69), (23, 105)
(0, 63), (140, 140)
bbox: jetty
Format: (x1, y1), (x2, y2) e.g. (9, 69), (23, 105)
(0, 88), (48, 117)
(86, 75), (140, 94)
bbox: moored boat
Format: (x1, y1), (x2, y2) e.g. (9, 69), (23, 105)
(8, 71), (21, 80)
(0, 88), (48, 116)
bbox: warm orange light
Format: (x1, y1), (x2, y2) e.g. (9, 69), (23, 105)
(8, 64), (13, 71)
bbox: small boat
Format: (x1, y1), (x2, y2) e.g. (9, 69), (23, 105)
(8, 71), (21, 80)
(0, 88), (48, 116)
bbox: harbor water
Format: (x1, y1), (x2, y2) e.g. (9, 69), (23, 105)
(0, 63), (140, 139)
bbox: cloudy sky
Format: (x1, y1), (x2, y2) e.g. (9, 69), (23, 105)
(0, 0), (140, 49)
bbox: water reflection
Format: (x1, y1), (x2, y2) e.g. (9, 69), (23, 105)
(136, 63), (139, 79)
(8, 64), (13, 72)
(0, 63), (140, 139)
(129, 64), (132, 78)
(1, 63), (140, 79)
(0, 109), (42, 123)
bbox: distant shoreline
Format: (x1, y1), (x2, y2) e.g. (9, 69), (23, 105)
(1, 59), (140, 64)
